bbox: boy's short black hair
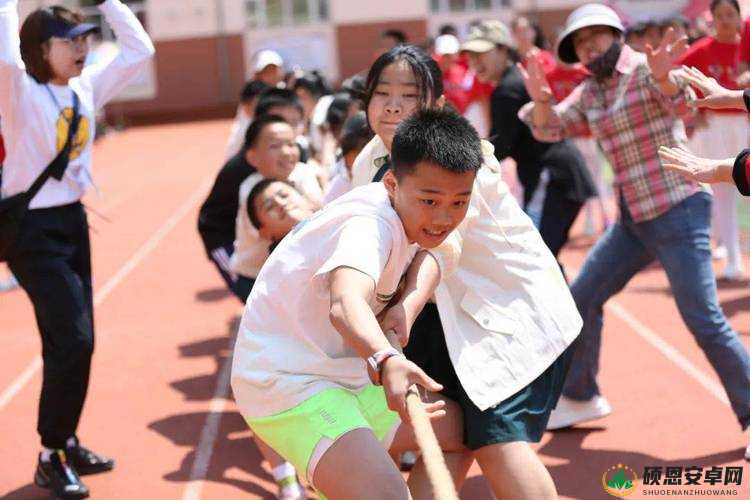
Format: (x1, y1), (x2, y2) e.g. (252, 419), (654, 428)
(242, 114), (289, 151)
(391, 109), (482, 179)
(246, 178), (296, 239)
(255, 88), (304, 119)
(240, 80), (271, 104)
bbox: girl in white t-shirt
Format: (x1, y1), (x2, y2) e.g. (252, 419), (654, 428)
(0, 1), (153, 497)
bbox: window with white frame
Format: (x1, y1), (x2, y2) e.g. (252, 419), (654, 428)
(78, 0), (147, 40)
(245, 0), (329, 28)
(77, 0), (155, 102)
(430, 0), (511, 11)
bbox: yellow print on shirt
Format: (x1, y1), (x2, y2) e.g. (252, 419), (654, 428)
(54, 107), (90, 161)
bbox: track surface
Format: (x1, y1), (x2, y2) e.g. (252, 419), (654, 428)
(1, 120), (749, 499)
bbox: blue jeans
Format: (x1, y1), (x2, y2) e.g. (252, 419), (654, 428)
(564, 191), (750, 429)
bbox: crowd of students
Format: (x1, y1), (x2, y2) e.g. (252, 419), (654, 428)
(4, 0), (750, 499)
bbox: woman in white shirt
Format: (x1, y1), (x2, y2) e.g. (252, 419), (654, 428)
(0, 1), (153, 497)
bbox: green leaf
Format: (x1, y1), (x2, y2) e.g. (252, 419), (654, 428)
(609, 470), (628, 489)
(625, 480), (633, 489)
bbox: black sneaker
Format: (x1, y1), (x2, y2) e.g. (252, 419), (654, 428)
(34, 450), (90, 499)
(65, 437), (115, 475)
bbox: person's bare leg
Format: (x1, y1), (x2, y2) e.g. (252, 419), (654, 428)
(253, 436), (303, 498)
(473, 441), (557, 500)
(254, 436), (288, 468)
(314, 428), (410, 500)
(390, 392), (472, 498)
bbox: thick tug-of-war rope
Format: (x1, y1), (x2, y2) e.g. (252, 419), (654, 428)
(385, 331), (459, 500)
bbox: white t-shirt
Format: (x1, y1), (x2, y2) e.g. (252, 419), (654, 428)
(230, 163), (324, 278)
(0, 0), (154, 209)
(230, 183), (416, 418)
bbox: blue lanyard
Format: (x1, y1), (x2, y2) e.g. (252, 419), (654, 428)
(44, 85), (75, 125)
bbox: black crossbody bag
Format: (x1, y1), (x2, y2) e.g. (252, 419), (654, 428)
(0, 92), (80, 262)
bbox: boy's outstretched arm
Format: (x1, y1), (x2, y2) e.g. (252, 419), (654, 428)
(379, 251), (441, 348)
(680, 65), (747, 111)
(329, 266), (443, 421)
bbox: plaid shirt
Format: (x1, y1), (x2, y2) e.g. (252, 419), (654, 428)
(520, 45), (702, 222)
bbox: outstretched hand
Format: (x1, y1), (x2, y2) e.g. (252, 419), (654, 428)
(645, 27), (689, 81)
(680, 65), (745, 110)
(658, 146), (734, 184)
(517, 48), (553, 104)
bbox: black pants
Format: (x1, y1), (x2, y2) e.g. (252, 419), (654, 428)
(207, 243), (254, 303)
(538, 182), (584, 258)
(8, 202), (94, 449)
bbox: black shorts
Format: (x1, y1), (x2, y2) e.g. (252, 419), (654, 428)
(404, 303), (575, 450)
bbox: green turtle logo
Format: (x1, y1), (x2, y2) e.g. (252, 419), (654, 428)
(602, 464), (638, 498)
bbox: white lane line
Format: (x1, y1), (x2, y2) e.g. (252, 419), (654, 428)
(0, 179), (212, 411)
(181, 340), (234, 500)
(606, 300), (729, 405)
(0, 357), (42, 410)
(566, 265), (730, 407)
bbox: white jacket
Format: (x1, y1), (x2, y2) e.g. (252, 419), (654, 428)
(351, 136), (582, 410)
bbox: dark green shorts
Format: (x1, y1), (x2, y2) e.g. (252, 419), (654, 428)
(404, 303), (575, 450)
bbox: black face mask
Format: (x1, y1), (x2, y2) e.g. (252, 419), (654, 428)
(585, 41), (623, 81)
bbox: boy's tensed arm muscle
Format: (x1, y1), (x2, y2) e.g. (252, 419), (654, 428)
(328, 265), (444, 420)
(328, 266), (393, 358)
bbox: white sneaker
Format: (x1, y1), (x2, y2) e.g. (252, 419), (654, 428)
(713, 245), (728, 261)
(546, 395), (613, 430)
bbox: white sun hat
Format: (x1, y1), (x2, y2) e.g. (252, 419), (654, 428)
(556, 3), (625, 64)
(253, 49), (284, 73)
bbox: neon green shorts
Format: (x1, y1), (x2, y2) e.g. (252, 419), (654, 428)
(246, 384), (400, 485)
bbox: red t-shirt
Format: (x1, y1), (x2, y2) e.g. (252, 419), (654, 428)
(436, 54), (493, 113)
(679, 36), (744, 114)
(546, 63), (589, 102)
(521, 49), (557, 75)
